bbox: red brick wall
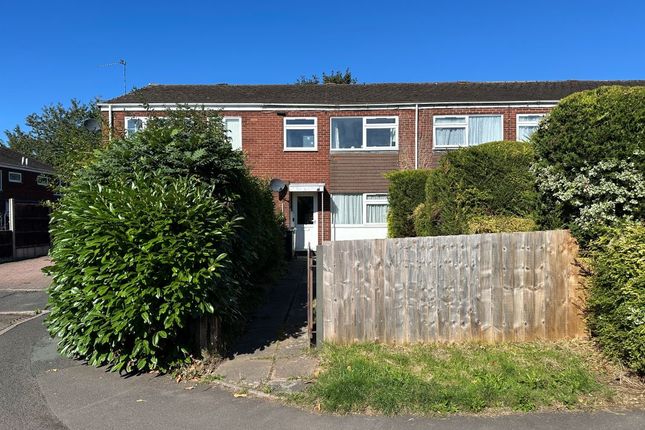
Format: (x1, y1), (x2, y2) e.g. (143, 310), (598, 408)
(417, 107), (552, 168)
(103, 105), (553, 242)
(105, 108), (416, 243)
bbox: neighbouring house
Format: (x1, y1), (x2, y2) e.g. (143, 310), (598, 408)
(98, 80), (644, 252)
(0, 146), (55, 259)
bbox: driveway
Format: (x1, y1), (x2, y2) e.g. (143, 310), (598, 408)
(1, 257), (644, 430)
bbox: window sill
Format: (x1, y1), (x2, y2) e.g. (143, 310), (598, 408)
(283, 148), (318, 152)
(330, 147), (399, 152)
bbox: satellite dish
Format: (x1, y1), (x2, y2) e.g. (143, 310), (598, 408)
(269, 178), (288, 200)
(82, 118), (101, 132)
(269, 178), (287, 192)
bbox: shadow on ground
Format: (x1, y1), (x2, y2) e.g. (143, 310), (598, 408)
(226, 258), (309, 358)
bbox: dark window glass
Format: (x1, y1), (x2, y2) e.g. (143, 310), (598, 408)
(297, 196), (314, 224)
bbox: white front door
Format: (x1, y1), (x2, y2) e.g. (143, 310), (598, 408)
(292, 193), (318, 251)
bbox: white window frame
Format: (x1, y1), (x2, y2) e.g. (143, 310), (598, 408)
(331, 193), (389, 226)
(330, 116), (399, 151)
(284, 117), (318, 152)
(223, 116), (243, 150)
(124, 116), (149, 137)
(516, 114), (545, 142)
(8, 171), (22, 183)
(37, 175), (49, 186)
(433, 114), (504, 149)
(363, 193), (389, 225)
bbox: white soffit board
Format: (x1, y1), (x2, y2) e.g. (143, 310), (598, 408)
(289, 183), (325, 192)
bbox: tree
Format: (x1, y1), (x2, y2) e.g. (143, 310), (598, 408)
(296, 68), (358, 85)
(4, 99), (103, 180)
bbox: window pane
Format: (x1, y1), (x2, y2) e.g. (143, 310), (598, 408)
(224, 118), (242, 150)
(518, 114), (543, 123)
(366, 117), (396, 124)
(286, 118), (315, 125)
(331, 118), (363, 149)
(436, 127), (465, 147)
(468, 116), (502, 145)
(366, 204), (388, 224)
(518, 125), (538, 142)
(365, 194), (388, 201)
(435, 116), (466, 125)
(126, 118), (143, 136)
(296, 196), (314, 224)
(331, 194), (363, 224)
(286, 129), (315, 148)
(366, 127), (396, 147)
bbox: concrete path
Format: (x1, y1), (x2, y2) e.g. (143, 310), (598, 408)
(216, 259), (318, 393)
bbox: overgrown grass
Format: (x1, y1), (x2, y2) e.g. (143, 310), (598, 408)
(297, 342), (612, 415)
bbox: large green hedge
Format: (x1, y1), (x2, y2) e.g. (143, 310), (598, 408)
(385, 169), (432, 237)
(586, 222), (645, 375)
(414, 141), (537, 236)
(531, 85), (645, 243)
(46, 110), (283, 372)
(47, 174), (239, 372)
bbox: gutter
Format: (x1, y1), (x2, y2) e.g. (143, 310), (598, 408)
(0, 163), (54, 175)
(96, 100), (559, 112)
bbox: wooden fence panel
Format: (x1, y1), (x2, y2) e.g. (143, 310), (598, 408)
(319, 230), (584, 344)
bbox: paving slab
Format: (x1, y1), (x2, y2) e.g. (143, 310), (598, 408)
(0, 256), (51, 290)
(217, 357), (273, 387)
(272, 355), (318, 380)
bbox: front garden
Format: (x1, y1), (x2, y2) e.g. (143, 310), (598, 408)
(46, 110), (283, 372)
(385, 85), (645, 378)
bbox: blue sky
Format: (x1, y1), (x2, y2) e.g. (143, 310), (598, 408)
(1, 0), (643, 138)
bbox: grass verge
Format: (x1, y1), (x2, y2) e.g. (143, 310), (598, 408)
(293, 341), (623, 415)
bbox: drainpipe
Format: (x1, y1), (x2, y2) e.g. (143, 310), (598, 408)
(414, 104), (419, 169)
(321, 188), (324, 243)
(108, 104), (113, 141)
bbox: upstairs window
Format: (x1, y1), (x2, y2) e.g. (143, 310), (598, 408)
(8, 172), (22, 183)
(223, 117), (242, 150)
(331, 117), (398, 150)
(125, 117), (149, 137)
(284, 118), (317, 151)
(37, 175), (49, 186)
(516, 114), (545, 141)
(434, 115), (503, 148)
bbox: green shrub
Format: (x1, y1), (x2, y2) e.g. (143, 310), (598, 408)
(46, 110), (283, 372)
(586, 222), (645, 375)
(532, 86), (645, 243)
(82, 110), (283, 284)
(466, 215), (537, 234)
(47, 174), (239, 372)
(414, 141), (537, 236)
(386, 169), (432, 237)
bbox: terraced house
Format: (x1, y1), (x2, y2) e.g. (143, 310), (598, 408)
(98, 80), (643, 252)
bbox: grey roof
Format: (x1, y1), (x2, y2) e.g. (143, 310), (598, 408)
(103, 80), (645, 105)
(0, 146), (55, 174)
